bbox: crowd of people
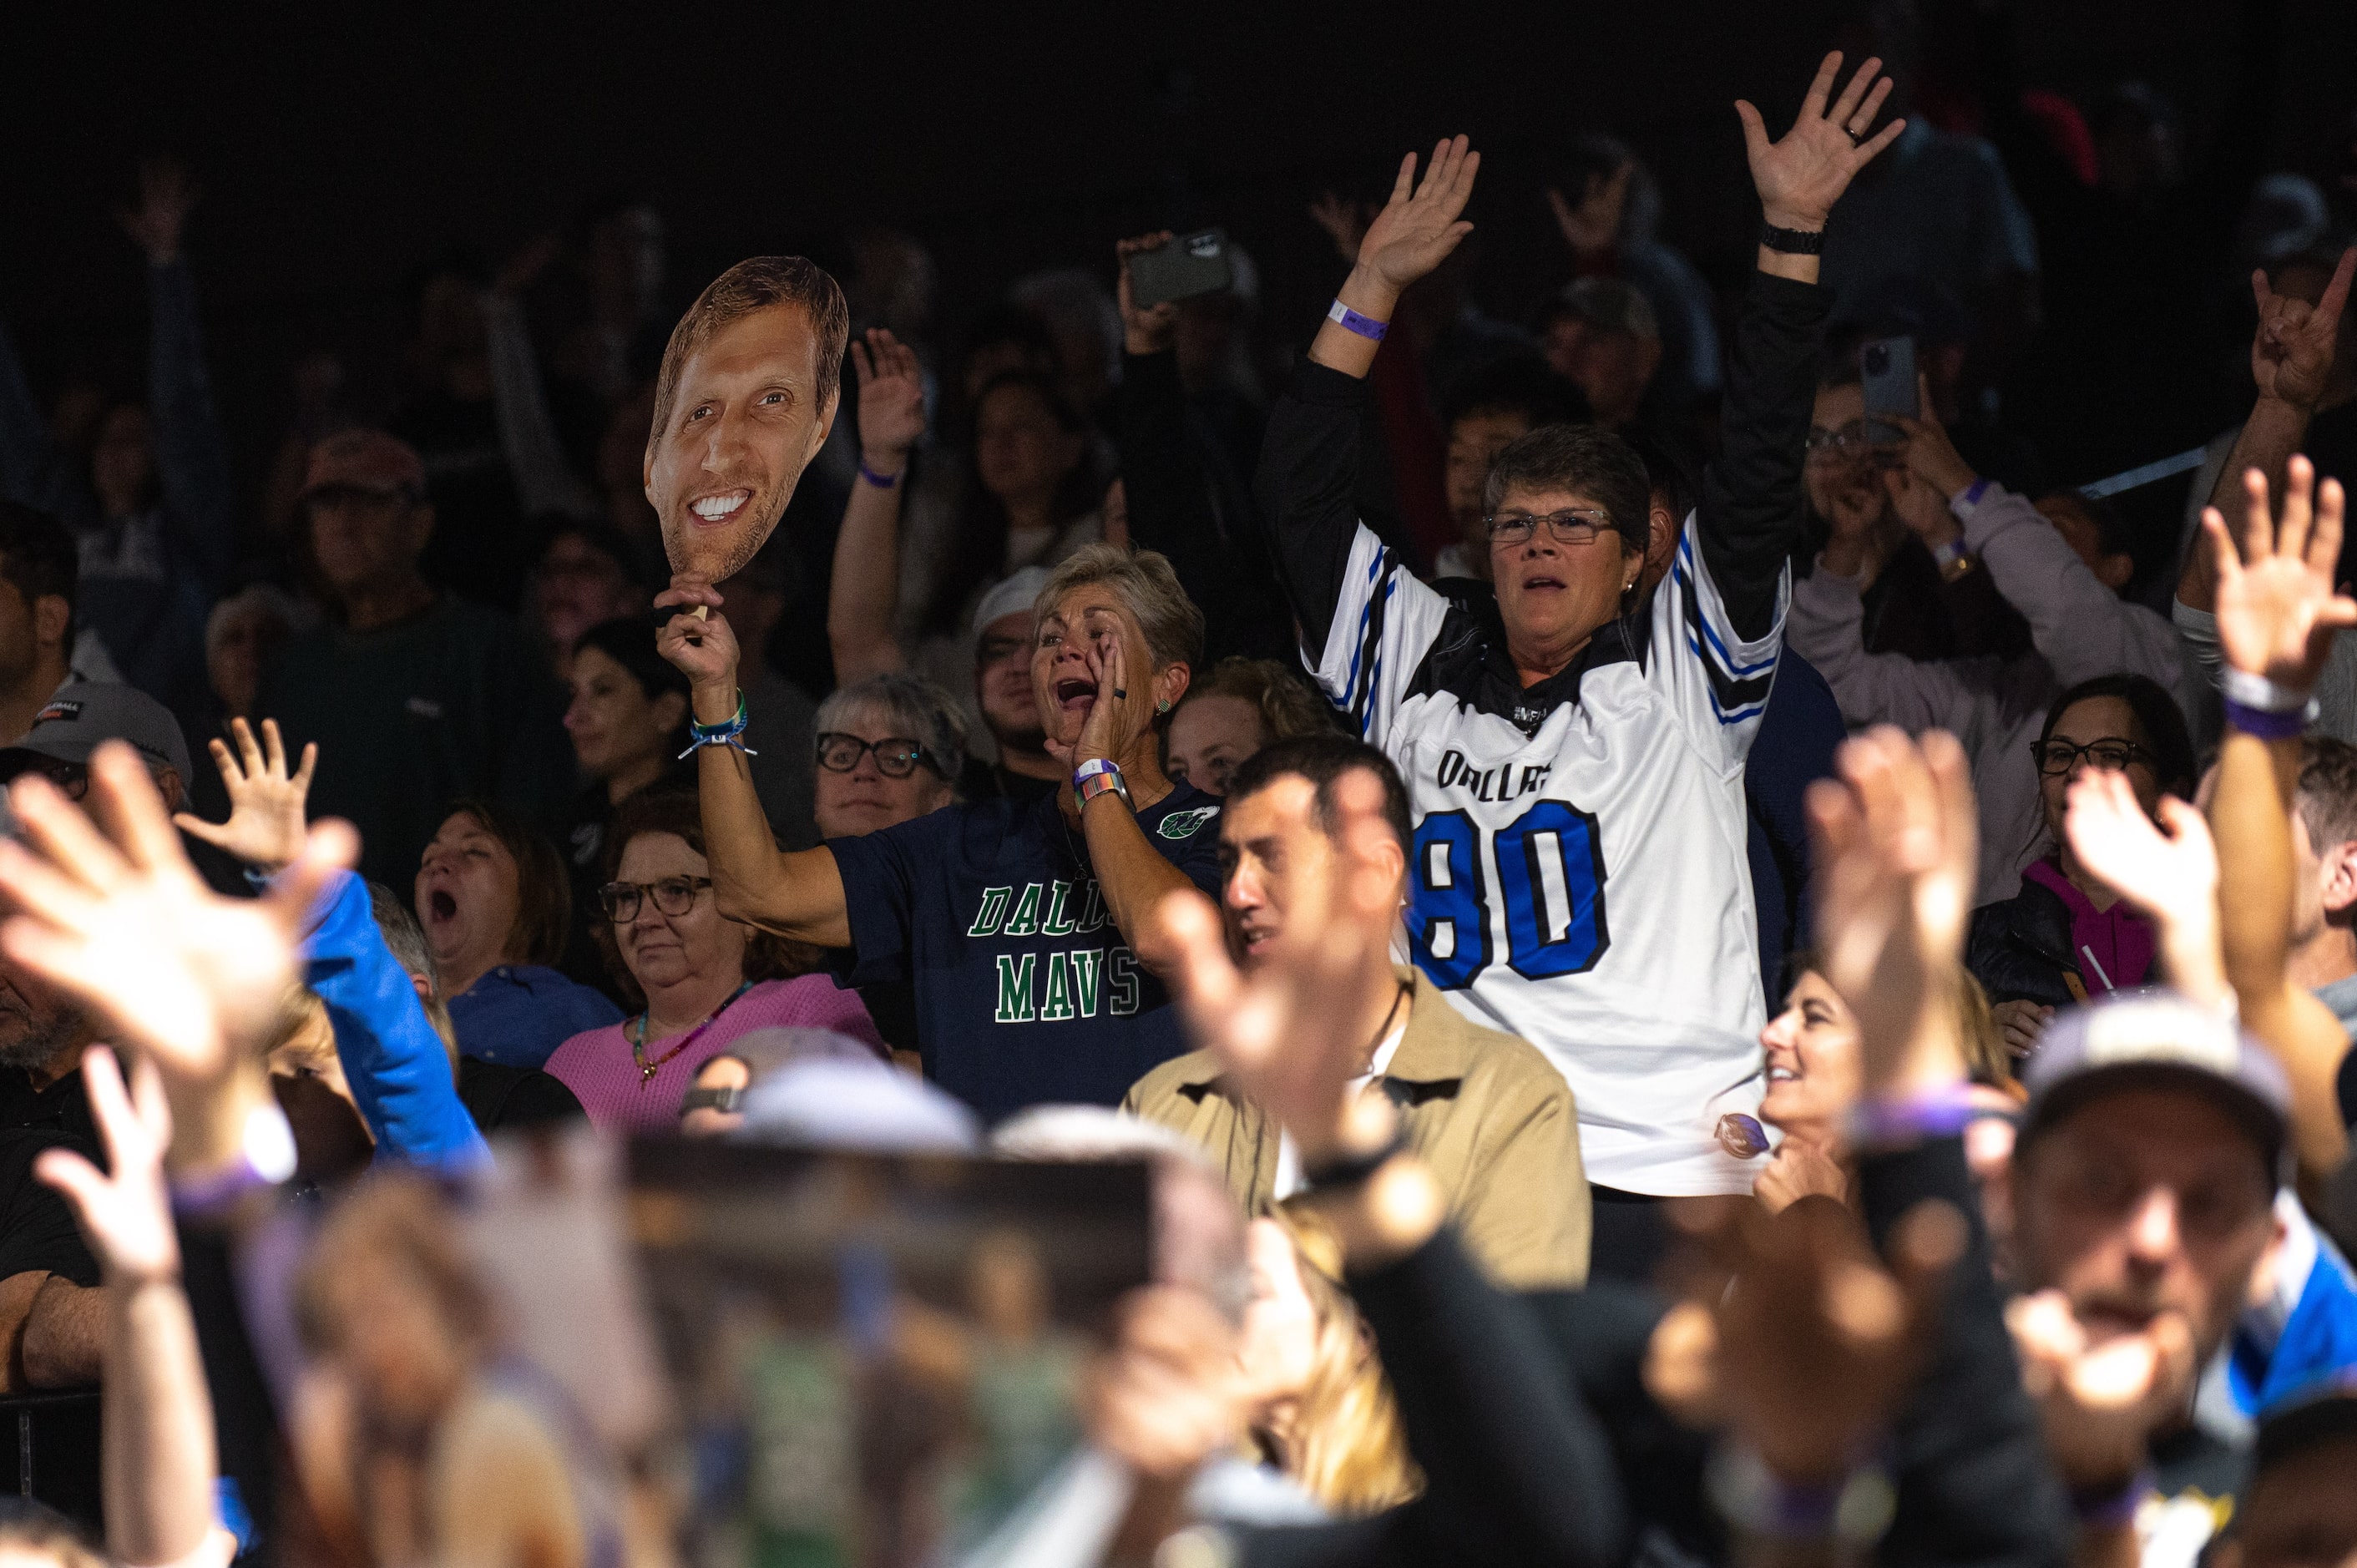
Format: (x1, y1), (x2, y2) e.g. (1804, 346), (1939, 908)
(2, 11), (2357, 1568)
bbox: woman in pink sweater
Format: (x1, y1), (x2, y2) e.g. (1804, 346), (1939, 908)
(548, 791), (883, 1132)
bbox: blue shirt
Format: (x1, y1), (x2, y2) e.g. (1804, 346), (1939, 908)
(2232, 1198), (2357, 1417)
(828, 785), (1226, 1121)
(449, 965), (623, 1069)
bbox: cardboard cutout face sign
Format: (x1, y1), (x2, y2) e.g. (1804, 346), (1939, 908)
(644, 301), (841, 583)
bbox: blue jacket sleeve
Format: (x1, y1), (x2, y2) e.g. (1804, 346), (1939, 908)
(301, 871), (491, 1171)
(145, 260), (238, 589)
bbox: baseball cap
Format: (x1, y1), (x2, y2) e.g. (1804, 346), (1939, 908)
(727, 1029), (980, 1155)
(2254, 1372), (2357, 1470)
(2021, 991), (2292, 1178)
(300, 429), (427, 502)
(971, 565), (1050, 650)
(0, 682), (195, 784)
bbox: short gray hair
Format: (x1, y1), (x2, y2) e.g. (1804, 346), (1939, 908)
(813, 672), (969, 784)
(1034, 542), (1204, 675)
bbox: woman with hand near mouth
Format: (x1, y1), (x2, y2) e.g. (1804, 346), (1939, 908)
(415, 802), (620, 1070)
(544, 790), (883, 1132)
(655, 543), (1223, 1120)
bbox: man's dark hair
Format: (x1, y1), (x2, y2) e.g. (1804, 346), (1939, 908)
(1224, 734), (1412, 857)
(647, 255), (850, 455)
(0, 500), (77, 622)
(2037, 488), (2134, 562)
(1439, 356), (1589, 438)
(1621, 427), (1706, 526)
(437, 799), (573, 969)
(1481, 423), (1652, 553)
(2037, 674), (2198, 799)
(2297, 736), (2357, 856)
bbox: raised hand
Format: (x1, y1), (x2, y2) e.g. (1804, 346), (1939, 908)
(1161, 767), (1401, 1161)
(1736, 52), (1905, 231)
(1882, 467), (1957, 550)
(116, 159), (202, 266)
(654, 576), (742, 717)
(2006, 1292), (2196, 1487)
(1680, 1196), (1963, 1483)
(1546, 163), (1632, 257)
(172, 717), (317, 873)
(1307, 192), (1372, 266)
(2065, 772), (2217, 926)
(1753, 1135), (1851, 1212)
(1348, 136), (1480, 304)
(35, 1048), (179, 1287)
(849, 327), (926, 472)
(2200, 456), (2357, 688)
(1116, 232), (1181, 357)
(2250, 247), (2354, 410)
(1804, 727), (1976, 1097)
(0, 742), (355, 1083)
(1885, 376), (1978, 498)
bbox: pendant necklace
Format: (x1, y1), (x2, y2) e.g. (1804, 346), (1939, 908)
(630, 981), (753, 1085)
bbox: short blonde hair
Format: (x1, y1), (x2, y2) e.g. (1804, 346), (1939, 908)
(1034, 542), (1204, 675)
(1265, 1206), (1421, 1515)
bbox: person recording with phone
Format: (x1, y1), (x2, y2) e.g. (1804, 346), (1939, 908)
(1788, 366), (2209, 903)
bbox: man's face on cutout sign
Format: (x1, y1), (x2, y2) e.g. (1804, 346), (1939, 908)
(644, 301), (840, 582)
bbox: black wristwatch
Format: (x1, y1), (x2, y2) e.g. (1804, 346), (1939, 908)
(1760, 222), (1826, 255)
(1298, 1125), (1413, 1195)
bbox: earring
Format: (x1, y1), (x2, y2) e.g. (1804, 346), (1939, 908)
(1156, 700), (1171, 714)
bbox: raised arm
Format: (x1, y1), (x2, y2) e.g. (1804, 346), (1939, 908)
(479, 242), (600, 523)
(124, 160), (238, 587)
(658, 582), (852, 946)
(38, 1050), (232, 1568)
(2202, 457), (2357, 1191)
(2178, 248), (2354, 615)
(2064, 771), (2230, 1008)
(1257, 138), (1477, 655)
(1701, 53), (1903, 638)
(825, 328), (926, 685)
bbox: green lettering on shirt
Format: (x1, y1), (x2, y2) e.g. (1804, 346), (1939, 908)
(1067, 948), (1104, 1018)
(1041, 880), (1076, 937)
(1109, 948), (1140, 1016)
(968, 886), (1013, 937)
(1076, 879), (1107, 933)
(1003, 882), (1044, 937)
(994, 953), (1038, 1023)
(1039, 952), (1076, 1021)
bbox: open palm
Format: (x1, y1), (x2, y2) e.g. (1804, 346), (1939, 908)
(2203, 456), (2357, 689)
(1352, 135), (1480, 296)
(174, 716), (316, 872)
(2064, 772), (2216, 926)
(850, 328), (926, 461)
(1737, 53), (1905, 230)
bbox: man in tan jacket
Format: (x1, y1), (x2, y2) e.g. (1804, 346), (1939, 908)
(1123, 735), (1588, 1287)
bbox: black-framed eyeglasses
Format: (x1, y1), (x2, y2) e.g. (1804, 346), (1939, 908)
(0, 760), (88, 801)
(2031, 739), (2152, 778)
(1482, 508), (1616, 548)
(598, 875), (713, 923)
(815, 732), (947, 779)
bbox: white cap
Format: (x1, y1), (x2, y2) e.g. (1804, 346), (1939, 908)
(971, 566), (1051, 649)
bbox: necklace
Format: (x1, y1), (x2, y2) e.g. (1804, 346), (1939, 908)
(630, 980), (753, 1085)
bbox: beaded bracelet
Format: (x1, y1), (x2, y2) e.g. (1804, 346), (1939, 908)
(680, 690), (760, 760)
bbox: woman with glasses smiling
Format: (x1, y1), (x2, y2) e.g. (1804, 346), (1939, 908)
(544, 789), (884, 1131)
(1964, 673), (2197, 1061)
(809, 672), (966, 839)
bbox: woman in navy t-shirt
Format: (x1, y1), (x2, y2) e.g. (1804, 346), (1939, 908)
(656, 543), (1225, 1120)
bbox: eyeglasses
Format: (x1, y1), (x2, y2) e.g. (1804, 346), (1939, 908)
(0, 761), (89, 801)
(815, 732), (946, 779)
(1803, 419), (1903, 460)
(598, 875), (713, 923)
(1482, 509), (1616, 547)
(2031, 739), (2152, 777)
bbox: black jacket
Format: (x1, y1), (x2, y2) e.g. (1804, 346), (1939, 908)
(1965, 873), (2082, 1009)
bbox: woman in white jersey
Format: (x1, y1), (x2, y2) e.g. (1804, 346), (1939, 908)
(1253, 55), (1904, 1278)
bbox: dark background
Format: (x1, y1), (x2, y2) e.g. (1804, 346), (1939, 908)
(3, 0), (2351, 505)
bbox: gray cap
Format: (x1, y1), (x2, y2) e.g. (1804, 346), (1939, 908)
(0, 682), (195, 783)
(2021, 992), (2291, 1176)
(971, 566), (1051, 650)
(736, 1057), (980, 1155)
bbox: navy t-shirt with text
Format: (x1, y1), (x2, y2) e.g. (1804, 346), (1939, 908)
(827, 784), (1225, 1120)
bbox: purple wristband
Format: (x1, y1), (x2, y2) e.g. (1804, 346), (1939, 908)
(857, 459), (903, 489)
(2225, 695), (2311, 741)
(1959, 478), (1991, 508)
(1327, 299), (1388, 341)
(1846, 1085), (1980, 1151)
(2071, 1469), (2153, 1531)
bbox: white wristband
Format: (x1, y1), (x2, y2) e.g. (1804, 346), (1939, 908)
(2222, 667), (2314, 714)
